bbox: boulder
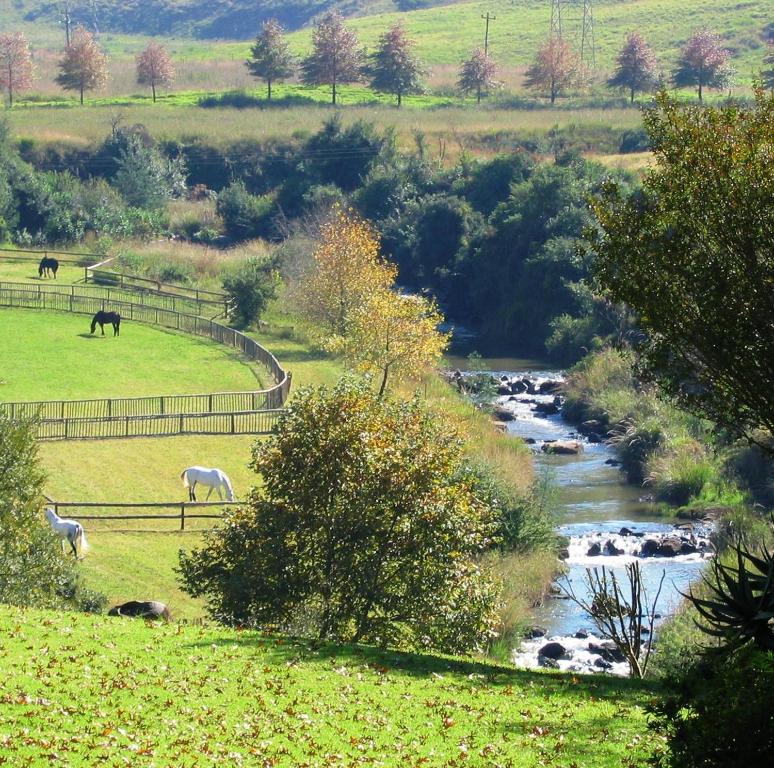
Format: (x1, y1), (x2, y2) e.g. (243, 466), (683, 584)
(657, 538), (683, 557)
(492, 405), (515, 422)
(640, 539), (660, 557)
(574, 629), (589, 639)
(679, 542), (698, 555)
(587, 433), (603, 444)
(535, 402), (560, 415)
(524, 378), (538, 395)
(524, 626), (547, 640)
(586, 542), (602, 557)
(581, 419), (604, 434)
(619, 527), (635, 537)
(510, 380), (528, 395)
(589, 643), (626, 664)
(108, 600), (171, 621)
(538, 642), (566, 660)
(497, 385), (512, 396)
(593, 657), (613, 670)
(538, 656), (559, 669)
(538, 380), (563, 395)
(604, 458), (622, 466)
(558, 547), (570, 560)
(524, 437), (537, 445)
(604, 540), (624, 556)
(541, 440), (583, 455)
(492, 421), (508, 433)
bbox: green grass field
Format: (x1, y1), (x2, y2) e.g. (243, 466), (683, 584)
(0, 605), (660, 766)
(0, 309), (262, 402)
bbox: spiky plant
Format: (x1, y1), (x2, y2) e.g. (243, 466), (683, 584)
(687, 544), (774, 651)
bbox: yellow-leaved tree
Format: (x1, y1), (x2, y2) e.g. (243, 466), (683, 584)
(339, 290), (449, 395)
(297, 207), (396, 339)
(297, 206), (449, 395)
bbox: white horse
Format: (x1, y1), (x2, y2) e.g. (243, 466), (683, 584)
(44, 507), (89, 558)
(181, 466), (235, 502)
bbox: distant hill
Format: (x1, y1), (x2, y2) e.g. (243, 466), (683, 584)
(9, 0), (450, 39)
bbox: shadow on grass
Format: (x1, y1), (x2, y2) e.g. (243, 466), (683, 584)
(185, 631), (659, 698)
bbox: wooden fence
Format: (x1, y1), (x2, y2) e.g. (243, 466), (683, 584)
(0, 247), (94, 264)
(0, 287), (292, 438)
(0, 280), (221, 318)
(45, 499), (239, 530)
(34, 409), (284, 440)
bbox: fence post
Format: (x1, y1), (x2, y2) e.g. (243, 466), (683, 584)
(181, 502), (186, 531)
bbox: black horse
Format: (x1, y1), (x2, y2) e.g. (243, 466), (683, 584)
(38, 257), (59, 278)
(90, 310), (121, 336)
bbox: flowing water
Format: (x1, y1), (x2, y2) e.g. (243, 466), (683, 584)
(460, 364), (712, 675)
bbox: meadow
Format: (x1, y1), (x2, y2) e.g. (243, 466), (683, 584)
(0, 604), (660, 766)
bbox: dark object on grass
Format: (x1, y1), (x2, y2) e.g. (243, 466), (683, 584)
(38, 257), (59, 278)
(108, 600), (171, 621)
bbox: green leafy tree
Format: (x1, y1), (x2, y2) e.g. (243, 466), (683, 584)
(301, 11), (363, 105)
(673, 28), (731, 101)
(114, 134), (186, 209)
(246, 18), (295, 100)
(0, 416), (76, 607)
(221, 254), (279, 328)
(178, 379), (500, 653)
(608, 31), (658, 103)
(457, 47), (498, 103)
(216, 181), (274, 240)
(367, 23), (424, 107)
(588, 90), (774, 447)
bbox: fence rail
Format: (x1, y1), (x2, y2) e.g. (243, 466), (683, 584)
(0, 280), (221, 318)
(34, 408), (284, 440)
(45, 499), (238, 530)
(0, 287), (291, 438)
(0, 247), (94, 264)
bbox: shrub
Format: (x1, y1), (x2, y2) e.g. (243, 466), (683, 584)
(646, 440), (717, 505)
(216, 181), (275, 241)
(178, 379), (500, 654)
(221, 255), (279, 328)
(0, 417), (80, 608)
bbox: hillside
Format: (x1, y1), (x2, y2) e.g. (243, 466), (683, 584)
(0, 605), (658, 766)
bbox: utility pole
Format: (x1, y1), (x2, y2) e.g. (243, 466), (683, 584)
(481, 12), (496, 54)
(61, 1), (72, 46)
(548, 0), (595, 69)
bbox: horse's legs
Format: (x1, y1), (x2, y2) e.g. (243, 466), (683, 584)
(69, 536), (78, 557)
(205, 485), (214, 501)
(100, 322), (105, 336)
(189, 483), (196, 502)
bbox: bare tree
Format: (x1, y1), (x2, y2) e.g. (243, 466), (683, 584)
(458, 47), (498, 104)
(301, 11), (363, 105)
(136, 42), (175, 103)
(0, 33), (34, 107)
(55, 26), (108, 105)
(563, 563), (665, 678)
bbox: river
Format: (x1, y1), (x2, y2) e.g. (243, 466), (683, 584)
(453, 360), (712, 675)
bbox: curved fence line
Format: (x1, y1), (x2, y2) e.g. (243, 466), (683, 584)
(0, 286), (291, 438)
(0, 280), (222, 318)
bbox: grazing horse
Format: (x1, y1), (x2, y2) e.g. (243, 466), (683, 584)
(90, 310), (121, 336)
(38, 257), (59, 278)
(181, 466), (235, 502)
(44, 507), (88, 558)
(108, 600), (171, 621)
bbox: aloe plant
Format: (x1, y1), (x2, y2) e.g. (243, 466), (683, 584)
(686, 544), (774, 651)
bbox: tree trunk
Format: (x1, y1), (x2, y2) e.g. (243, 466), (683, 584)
(332, 77), (337, 105)
(397, 91), (401, 108)
(378, 366), (390, 397)
(630, 86), (635, 104)
(152, 82), (156, 103)
(80, 85), (84, 105)
(8, 87), (12, 108)
(267, 79), (272, 101)
(698, 81), (703, 102)
(476, 84), (481, 104)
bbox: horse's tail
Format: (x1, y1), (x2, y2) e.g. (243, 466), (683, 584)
(77, 526), (89, 554)
(181, 468), (190, 488)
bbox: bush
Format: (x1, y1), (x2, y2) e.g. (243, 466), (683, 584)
(648, 646), (774, 767)
(216, 182), (275, 241)
(646, 440), (717, 505)
(0, 417), (80, 609)
(178, 379), (500, 654)
(221, 255), (279, 328)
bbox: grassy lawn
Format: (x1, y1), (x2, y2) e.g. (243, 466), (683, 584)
(0, 309), (262, 402)
(0, 258), (91, 284)
(0, 605), (659, 767)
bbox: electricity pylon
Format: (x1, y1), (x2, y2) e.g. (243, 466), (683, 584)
(549, 0), (596, 68)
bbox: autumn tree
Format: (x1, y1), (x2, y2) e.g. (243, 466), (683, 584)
(337, 290), (449, 395)
(178, 378), (500, 653)
(367, 22), (424, 107)
(55, 26), (108, 104)
(295, 207), (396, 338)
(136, 42), (175, 103)
(609, 31), (658, 103)
(301, 11), (363, 105)
(673, 28), (731, 101)
(246, 18), (295, 100)
(457, 47), (498, 103)
(525, 36), (580, 104)
(0, 33), (34, 107)
(588, 90), (774, 447)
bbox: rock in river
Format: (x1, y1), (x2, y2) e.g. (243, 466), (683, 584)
(541, 440), (583, 455)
